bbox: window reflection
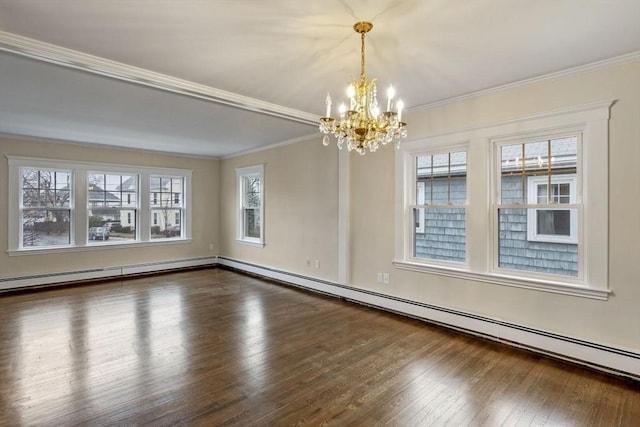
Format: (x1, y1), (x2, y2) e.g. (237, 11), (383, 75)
(241, 294), (267, 389)
(17, 305), (72, 422)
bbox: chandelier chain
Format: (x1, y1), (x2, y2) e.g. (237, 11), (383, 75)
(360, 31), (366, 83)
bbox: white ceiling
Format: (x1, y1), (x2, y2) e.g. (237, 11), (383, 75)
(1, 0), (639, 158)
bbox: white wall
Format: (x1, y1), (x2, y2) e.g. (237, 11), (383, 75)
(219, 138), (340, 281)
(219, 59), (640, 369)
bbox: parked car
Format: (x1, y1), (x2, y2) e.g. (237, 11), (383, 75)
(89, 227), (110, 240)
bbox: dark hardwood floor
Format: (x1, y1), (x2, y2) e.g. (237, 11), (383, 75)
(0, 268), (638, 426)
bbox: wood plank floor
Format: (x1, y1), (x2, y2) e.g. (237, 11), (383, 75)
(0, 268), (638, 426)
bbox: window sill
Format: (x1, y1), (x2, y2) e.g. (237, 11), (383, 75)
(8, 238), (193, 256)
(236, 239), (265, 248)
(392, 260), (610, 300)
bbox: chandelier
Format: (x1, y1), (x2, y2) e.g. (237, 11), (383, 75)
(319, 21), (407, 155)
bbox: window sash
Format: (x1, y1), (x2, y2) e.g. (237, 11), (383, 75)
(410, 150), (468, 266)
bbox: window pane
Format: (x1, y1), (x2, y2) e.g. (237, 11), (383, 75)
(244, 176), (261, 208)
(499, 208), (577, 276)
(244, 208), (260, 238)
(22, 170), (71, 207)
(88, 173), (138, 208)
(150, 209), (182, 239)
(536, 209), (571, 236)
(501, 137), (577, 206)
(414, 207), (466, 262)
(151, 176), (184, 208)
(416, 152), (466, 205)
(22, 209), (70, 247)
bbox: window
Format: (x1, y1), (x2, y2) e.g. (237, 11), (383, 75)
(150, 176), (184, 239)
(20, 168), (72, 248)
(88, 173), (137, 242)
(413, 151), (467, 263)
(236, 164), (264, 246)
(8, 157), (192, 253)
(498, 136), (579, 276)
(394, 101), (611, 299)
(527, 175), (577, 243)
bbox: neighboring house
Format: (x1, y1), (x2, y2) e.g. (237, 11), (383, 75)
(148, 176), (182, 236)
(88, 183), (122, 223)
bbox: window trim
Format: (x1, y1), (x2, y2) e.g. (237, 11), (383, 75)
(236, 164), (265, 247)
(394, 101), (612, 300)
(7, 156), (192, 254)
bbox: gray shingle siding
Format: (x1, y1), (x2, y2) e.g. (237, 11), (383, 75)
(414, 177), (578, 276)
(415, 209), (466, 262)
(415, 179), (466, 262)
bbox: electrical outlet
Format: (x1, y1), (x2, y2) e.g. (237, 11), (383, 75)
(314, 259), (320, 268)
(209, 243), (214, 251)
(383, 273), (390, 284)
(377, 273), (383, 283)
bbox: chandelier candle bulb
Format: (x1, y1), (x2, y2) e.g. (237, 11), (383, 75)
(347, 85), (356, 109)
(387, 86), (395, 111)
(325, 93), (332, 117)
(397, 100), (404, 122)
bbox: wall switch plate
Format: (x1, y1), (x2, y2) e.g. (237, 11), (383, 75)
(383, 273), (390, 284)
(377, 273), (383, 283)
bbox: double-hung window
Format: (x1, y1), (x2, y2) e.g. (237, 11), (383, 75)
(497, 135), (579, 277)
(236, 164), (264, 246)
(20, 168), (73, 248)
(88, 173), (138, 242)
(150, 176), (184, 239)
(413, 151), (467, 263)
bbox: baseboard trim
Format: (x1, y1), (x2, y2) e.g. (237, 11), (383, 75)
(0, 256), (218, 291)
(217, 256), (640, 380)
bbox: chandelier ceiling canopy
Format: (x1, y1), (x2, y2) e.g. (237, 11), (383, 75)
(319, 21), (407, 155)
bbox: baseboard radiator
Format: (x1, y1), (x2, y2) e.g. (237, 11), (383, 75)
(0, 256), (218, 291)
(217, 256), (640, 380)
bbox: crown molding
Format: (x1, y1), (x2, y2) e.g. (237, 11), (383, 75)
(222, 132), (319, 160)
(410, 51), (640, 113)
(0, 31), (320, 126)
